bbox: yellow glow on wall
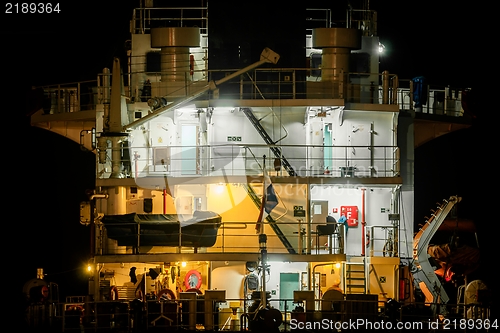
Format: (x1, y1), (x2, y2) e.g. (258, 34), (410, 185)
(208, 183), (252, 216)
(213, 183), (225, 195)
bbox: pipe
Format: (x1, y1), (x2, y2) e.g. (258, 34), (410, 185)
(391, 185), (401, 256)
(391, 75), (399, 105)
(306, 183), (311, 254)
(382, 70), (389, 104)
(110, 136), (126, 178)
(361, 188), (366, 256)
(163, 189), (168, 214)
(97, 136), (108, 164)
(88, 193), (108, 258)
(109, 58), (125, 133)
(390, 186), (400, 214)
(89, 193), (108, 200)
(102, 67), (110, 104)
(133, 151), (140, 179)
(312, 262), (336, 301)
(127, 49), (132, 99)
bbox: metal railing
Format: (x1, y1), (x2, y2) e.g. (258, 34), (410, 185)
(97, 219), (398, 257)
(397, 79), (466, 116)
(36, 59), (469, 119)
(118, 67), (399, 104)
(39, 80), (98, 114)
(37, 67), (468, 117)
(367, 225), (399, 258)
(24, 296), (492, 332)
(131, 3), (208, 35)
(99, 220), (330, 256)
(96, 143), (400, 179)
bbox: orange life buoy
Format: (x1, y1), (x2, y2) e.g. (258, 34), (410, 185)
(41, 285), (49, 298)
(184, 270), (202, 290)
(66, 304), (84, 312)
(157, 288), (176, 301)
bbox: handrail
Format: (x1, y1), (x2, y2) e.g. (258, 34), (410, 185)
(244, 72), (290, 145)
(131, 5), (209, 35)
(25, 296), (490, 331)
(96, 218), (405, 257)
(34, 67), (467, 118)
(96, 143), (400, 179)
(367, 225), (398, 257)
(98, 219), (307, 255)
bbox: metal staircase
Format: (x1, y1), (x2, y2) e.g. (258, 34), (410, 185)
(243, 183), (296, 254)
(241, 108), (296, 176)
(344, 260), (367, 294)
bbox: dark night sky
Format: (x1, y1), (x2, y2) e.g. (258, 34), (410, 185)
(5, 1), (492, 310)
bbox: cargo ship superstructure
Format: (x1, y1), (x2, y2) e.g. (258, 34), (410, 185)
(26, 1), (488, 331)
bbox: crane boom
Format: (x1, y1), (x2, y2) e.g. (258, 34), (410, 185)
(124, 47), (280, 131)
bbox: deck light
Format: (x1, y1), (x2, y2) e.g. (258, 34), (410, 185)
(378, 42), (385, 53)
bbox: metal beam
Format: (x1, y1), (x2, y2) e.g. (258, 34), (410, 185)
(94, 253), (346, 263)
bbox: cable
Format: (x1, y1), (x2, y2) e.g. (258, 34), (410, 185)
(45, 266), (81, 276)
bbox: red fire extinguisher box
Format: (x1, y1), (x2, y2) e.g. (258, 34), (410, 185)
(341, 206), (359, 227)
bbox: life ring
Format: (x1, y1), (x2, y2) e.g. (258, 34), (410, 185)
(41, 285), (49, 298)
(110, 286), (119, 300)
(158, 288), (176, 301)
(66, 304), (84, 312)
(184, 270), (202, 290)
(185, 288), (203, 295)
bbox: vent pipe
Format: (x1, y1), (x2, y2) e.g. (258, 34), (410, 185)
(151, 27), (200, 98)
(312, 28), (361, 82)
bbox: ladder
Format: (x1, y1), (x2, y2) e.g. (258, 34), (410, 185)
(241, 108), (296, 176)
(344, 260), (367, 294)
(243, 184), (296, 254)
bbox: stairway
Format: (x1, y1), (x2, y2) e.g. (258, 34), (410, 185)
(344, 260), (366, 294)
(243, 183), (296, 254)
(241, 108), (296, 176)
